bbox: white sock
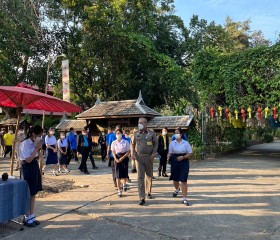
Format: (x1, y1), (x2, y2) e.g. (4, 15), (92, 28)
(182, 197), (187, 201)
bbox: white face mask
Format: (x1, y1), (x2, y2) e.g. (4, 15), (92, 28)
(19, 130), (24, 134)
(116, 134), (122, 140)
(175, 134), (181, 140)
(61, 136), (65, 139)
(49, 131), (54, 135)
(36, 136), (41, 142)
(138, 124), (144, 130)
(9, 131), (13, 134)
(162, 131), (167, 136)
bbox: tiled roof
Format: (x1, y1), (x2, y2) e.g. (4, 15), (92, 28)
(55, 120), (87, 131)
(22, 109), (71, 116)
(147, 116), (193, 129)
(0, 117), (26, 126)
(76, 99), (161, 119)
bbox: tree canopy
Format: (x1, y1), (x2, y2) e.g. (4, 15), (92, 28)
(0, 0), (278, 112)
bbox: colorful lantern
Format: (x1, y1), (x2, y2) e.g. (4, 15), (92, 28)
(247, 107), (252, 119)
(225, 108), (230, 119)
(234, 109), (238, 120)
(273, 106), (278, 119)
(218, 106), (223, 117)
(265, 107), (269, 119)
(241, 108), (246, 122)
(210, 107), (215, 119)
(257, 107), (262, 120)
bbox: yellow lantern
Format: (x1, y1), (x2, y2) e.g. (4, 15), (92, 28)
(218, 106), (223, 117)
(265, 107), (269, 118)
(247, 107), (252, 118)
(234, 109), (238, 120)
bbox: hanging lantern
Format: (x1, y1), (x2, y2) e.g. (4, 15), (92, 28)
(257, 107), (262, 120)
(265, 107), (269, 119)
(247, 107), (252, 119)
(234, 109), (238, 120)
(273, 106), (278, 119)
(218, 106), (223, 117)
(225, 108), (230, 119)
(241, 108), (246, 122)
(210, 107), (215, 119)
(228, 112), (232, 123)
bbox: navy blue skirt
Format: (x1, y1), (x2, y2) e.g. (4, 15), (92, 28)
(59, 147), (67, 165)
(46, 145), (58, 165)
(115, 153), (129, 179)
(21, 158), (42, 196)
(169, 154), (189, 182)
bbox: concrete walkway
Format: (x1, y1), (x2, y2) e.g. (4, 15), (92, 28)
(1, 141), (280, 240)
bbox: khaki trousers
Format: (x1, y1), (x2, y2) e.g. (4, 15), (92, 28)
(136, 154), (153, 200)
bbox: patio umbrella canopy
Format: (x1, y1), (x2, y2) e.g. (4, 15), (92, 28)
(0, 86), (81, 175)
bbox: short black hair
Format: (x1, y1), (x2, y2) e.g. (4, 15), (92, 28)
(116, 128), (123, 134)
(175, 127), (184, 135)
(29, 126), (43, 136)
(162, 127), (168, 131)
(70, 128), (74, 131)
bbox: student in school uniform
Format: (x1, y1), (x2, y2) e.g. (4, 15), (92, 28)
(167, 127), (193, 206)
(19, 126), (43, 227)
(57, 132), (70, 173)
(111, 128), (130, 197)
(42, 127), (58, 176)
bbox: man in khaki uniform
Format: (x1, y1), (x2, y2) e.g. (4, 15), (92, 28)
(131, 117), (158, 205)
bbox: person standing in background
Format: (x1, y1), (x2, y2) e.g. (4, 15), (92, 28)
(157, 127), (169, 177)
(77, 128), (90, 174)
(3, 129), (15, 158)
(0, 130), (5, 156)
(68, 128), (78, 162)
(15, 128), (26, 171)
(57, 132), (70, 173)
(43, 128), (58, 176)
(98, 131), (107, 162)
(41, 130), (47, 158)
(87, 128), (99, 169)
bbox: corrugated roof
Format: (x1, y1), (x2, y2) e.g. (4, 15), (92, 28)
(0, 117), (26, 126)
(147, 116), (193, 129)
(55, 120), (87, 131)
(76, 99), (161, 119)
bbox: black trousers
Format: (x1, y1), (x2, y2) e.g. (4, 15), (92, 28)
(101, 145), (107, 161)
(4, 145), (12, 158)
(72, 149), (78, 161)
(158, 149), (168, 173)
(79, 147), (89, 172)
(89, 149), (96, 168)
(110, 157), (116, 186)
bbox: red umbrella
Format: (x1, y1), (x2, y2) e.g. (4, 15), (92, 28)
(0, 86), (81, 175)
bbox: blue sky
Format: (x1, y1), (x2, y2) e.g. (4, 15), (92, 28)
(173, 0), (280, 43)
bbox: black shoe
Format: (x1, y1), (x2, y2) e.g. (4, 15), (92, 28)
(162, 172), (168, 177)
(32, 218), (40, 225)
(92, 166), (99, 169)
(158, 171), (161, 177)
(25, 221), (37, 227)
(138, 199), (145, 206)
(131, 169), (137, 173)
(182, 199), (190, 206)
(84, 171), (90, 174)
(147, 193), (152, 199)
(152, 176), (156, 180)
(78, 167), (84, 172)
(173, 188), (180, 197)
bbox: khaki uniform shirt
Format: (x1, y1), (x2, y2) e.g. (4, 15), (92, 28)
(131, 129), (158, 155)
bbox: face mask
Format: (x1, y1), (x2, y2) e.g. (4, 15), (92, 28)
(74, 132), (77, 135)
(49, 131), (54, 135)
(138, 124), (144, 130)
(9, 131), (13, 134)
(36, 136), (41, 142)
(87, 129), (90, 132)
(162, 131), (167, 136)
(61, 136), (65, 139)
(102, 132), (105, 135)
(19, 130), (24, 134)
(175, 134), (181, 140)
(116, 134), (122, 140)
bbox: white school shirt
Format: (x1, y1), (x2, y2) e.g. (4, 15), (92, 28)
(168, 139), (193, 155)
(45, 135), (57, 146)
(111, 139), (130, 154)
(57, 138), (68, 148)
(19, 138), (37, 160)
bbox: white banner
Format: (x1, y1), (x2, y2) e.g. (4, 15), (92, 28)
(62, 59), (70, 102)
